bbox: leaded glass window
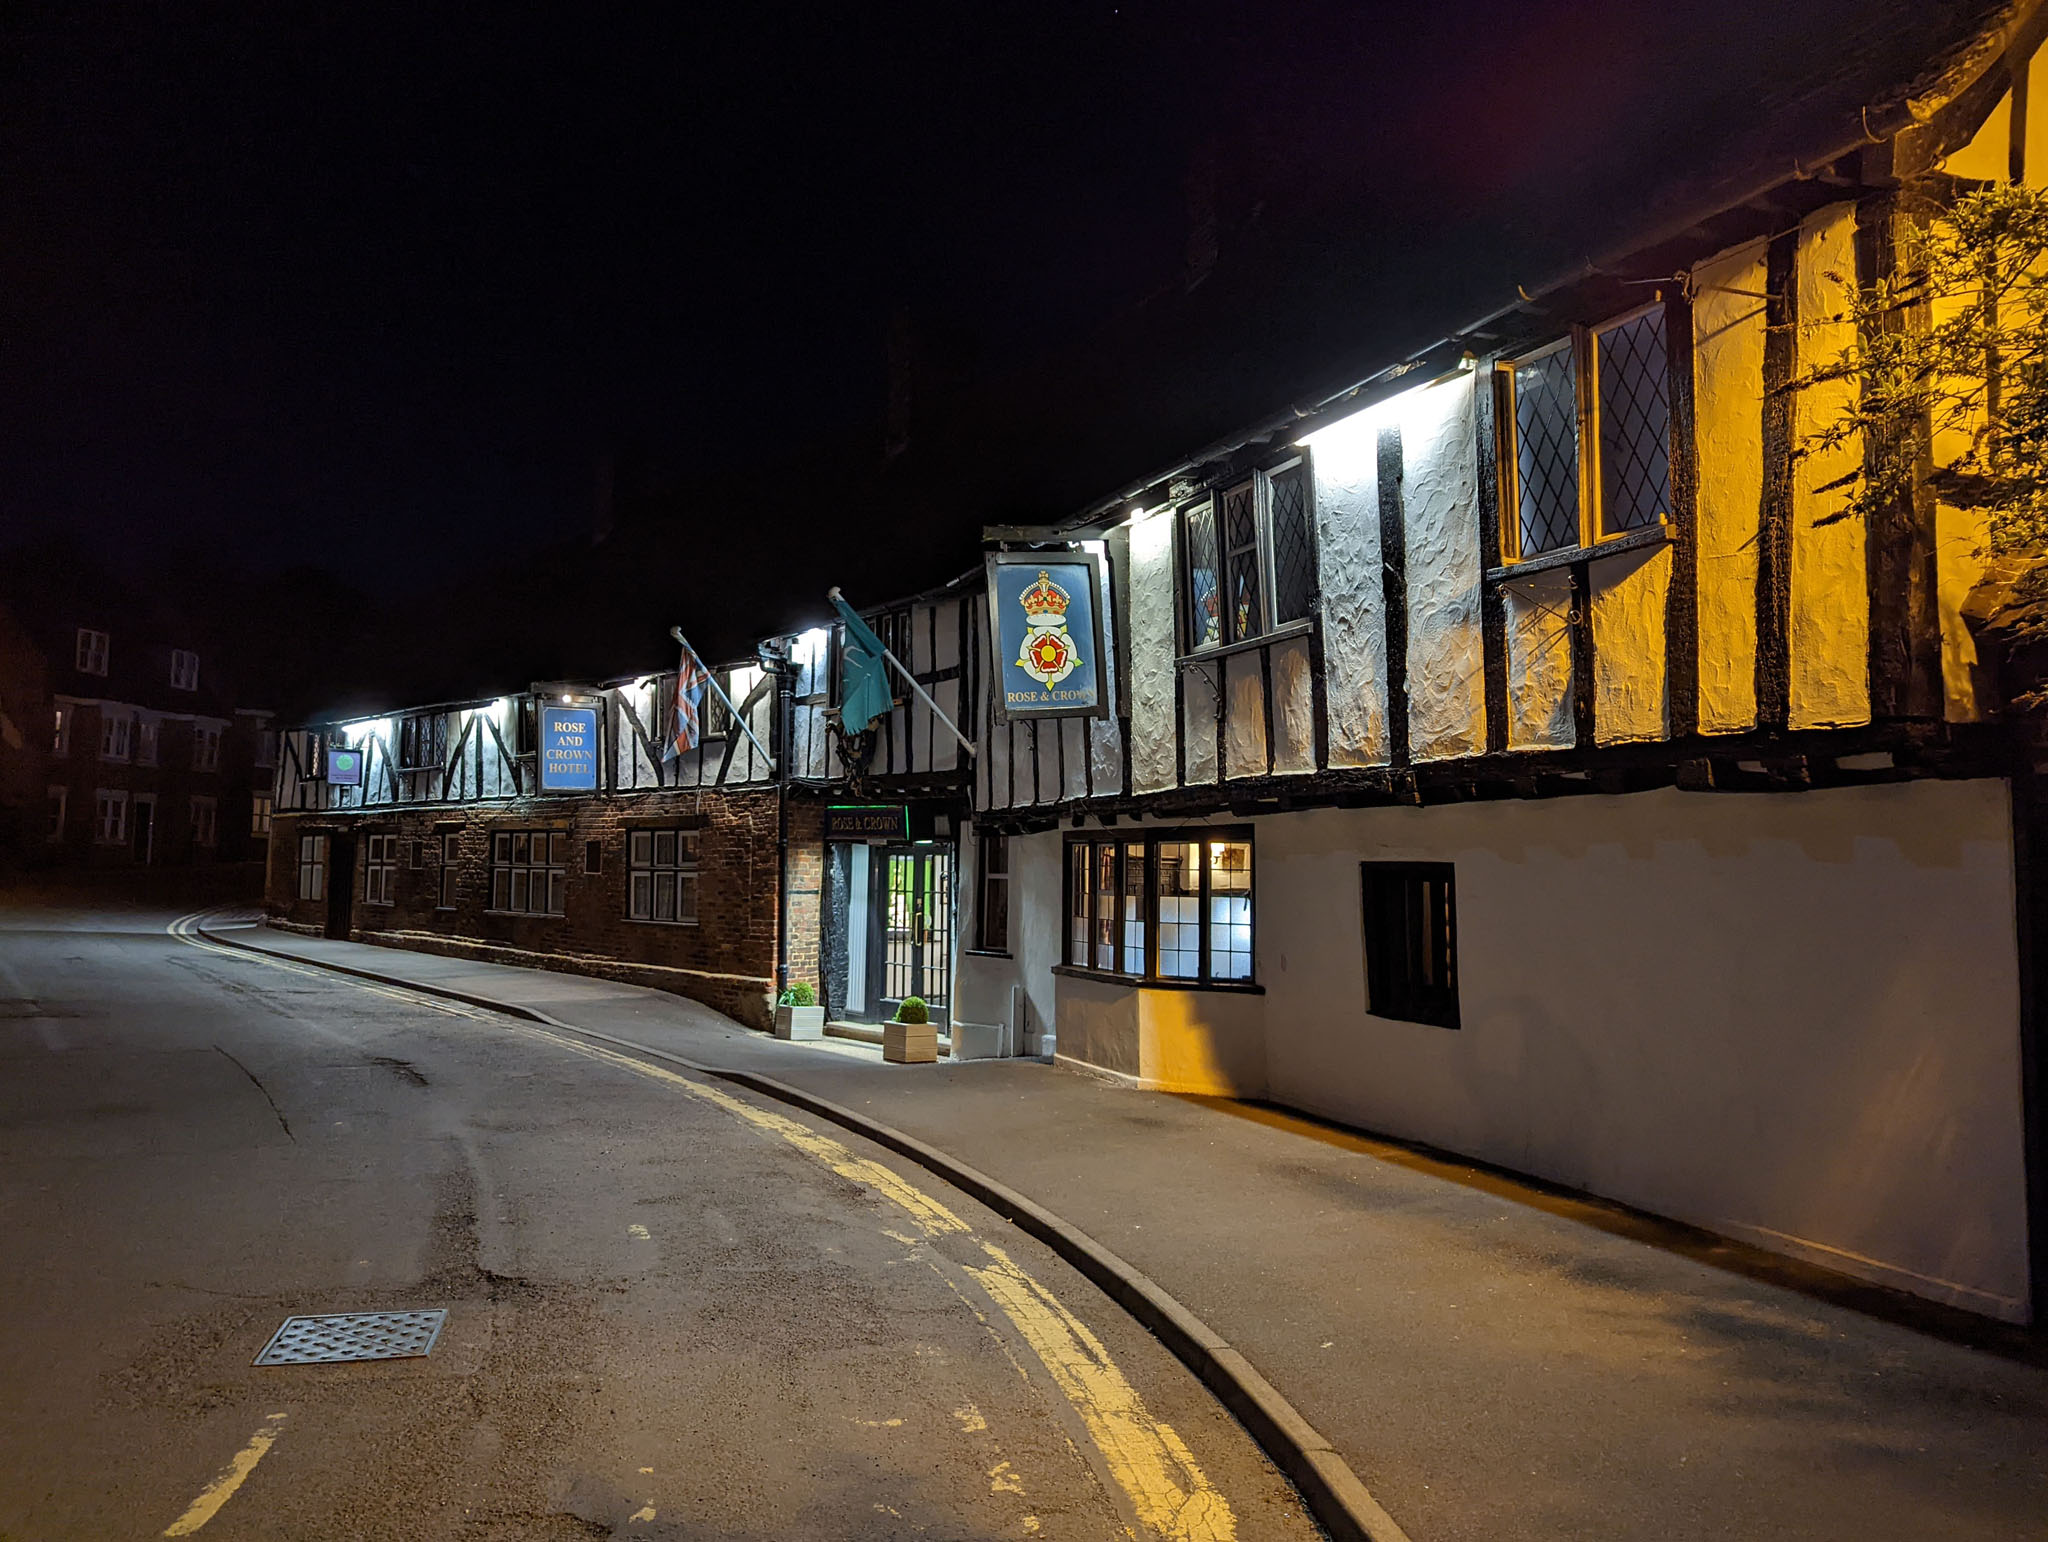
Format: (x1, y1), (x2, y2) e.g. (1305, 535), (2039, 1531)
(1268, 462), (1315, 624)
(1596, 309), (1673, 536)
(1183, 501), (1222, 651)
(1510, 341), (1580, 557)
(1179, 459), (1316, 653)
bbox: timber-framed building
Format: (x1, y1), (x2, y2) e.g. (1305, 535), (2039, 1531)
(268, 2), (2048, 1329)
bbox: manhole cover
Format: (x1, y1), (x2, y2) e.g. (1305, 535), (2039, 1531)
(254, 1310), (447, 1366)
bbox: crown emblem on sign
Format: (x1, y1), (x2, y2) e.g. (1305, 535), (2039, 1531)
(1019, 569), (1071, 619)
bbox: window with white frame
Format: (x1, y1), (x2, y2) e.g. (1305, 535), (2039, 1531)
(52, 705), (70, 757)
(94, 788), (129, 845)
(438, 831), (460, 908)
(250, 793), (273, 837)
(1063, 829), (1254, 984)
(297, 833), (328, 900)
(46, 787), (66, 842)
(193, 724), (222, 772)
(491, 830), (566, 916)
(190, 796), (217, 847)
(364, 832), (397, 904)
(170, 649), (200, 691)
(628, 828), (699, 924)
(1496, 304), (1673, 563)
(100, 712), (132, 763)
(1179, 458), (1316, 652)
(136, 716), (160, 766)
(76, 628), (109, 676)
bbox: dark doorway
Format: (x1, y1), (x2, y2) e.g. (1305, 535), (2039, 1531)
(131, 798), (154, 866)
(871, 844), (952, 1025)
(325, 829), (357, 939)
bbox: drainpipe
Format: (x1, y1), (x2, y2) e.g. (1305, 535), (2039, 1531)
(768, 639), (794, 1000)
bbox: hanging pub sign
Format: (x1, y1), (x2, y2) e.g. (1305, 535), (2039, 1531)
(326, 745), (365, 787)
(538, 705), (600, 792)
(984, 549), (1110, 723)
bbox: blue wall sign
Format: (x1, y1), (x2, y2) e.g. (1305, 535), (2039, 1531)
(986, 553), (1109, 722)
(326, 746), (364, 787)
(538, 706), (600, 791)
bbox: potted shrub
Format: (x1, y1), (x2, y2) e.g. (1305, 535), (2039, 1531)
(773, 981), (825, 1041)
(882, 995), (938, 1064)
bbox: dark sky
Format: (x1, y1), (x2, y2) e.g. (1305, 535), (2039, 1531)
(0, 0), (1946, 617)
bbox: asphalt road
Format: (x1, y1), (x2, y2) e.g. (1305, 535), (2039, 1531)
(0, 902), (1318, 1542)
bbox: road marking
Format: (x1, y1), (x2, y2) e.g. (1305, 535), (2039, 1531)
(167, 912), (1241, 1541)
(628, 1502), (657, 1523)
(162, 1411), (288, 1536)
(954, 1403), (989, 1434)
(989, 1459), (1026, 1495)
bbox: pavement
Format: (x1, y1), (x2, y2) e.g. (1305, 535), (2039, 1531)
(199, 911), (2048, 1542)
(0, 902), (1318, 1541)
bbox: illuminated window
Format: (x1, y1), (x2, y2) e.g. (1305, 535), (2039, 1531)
(1361, 862), (1459, 1029)
(297, 834), (328, 900)
(76, 629), (108, 676)
(1178, 459), (1316, 652)
(169, 649), (199, 691)
(1063, 830), (1254, 985)
(1497, 305), (1673, 562)
(52, 705), (70, 757)
(492, 829), (567, 916)
(627, 828), (698, 924)
(250, 793), (273, 837)
(364, 832), (397, 904)
(190, 796), (218, 848)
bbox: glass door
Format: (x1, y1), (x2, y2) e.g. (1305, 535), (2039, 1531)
(873, 845), (952, 1025)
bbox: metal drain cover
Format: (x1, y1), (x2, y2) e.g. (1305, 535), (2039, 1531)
(254, 1310), (447, 1366)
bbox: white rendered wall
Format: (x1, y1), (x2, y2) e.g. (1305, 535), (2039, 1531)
(1127, 512), (1180, 794)
(1400, 374), (1487, 760)
(1302, 404), (1392, 768)
(1502, 568), (1574, 748)
(1255, 780), (2029, 1321)
(1590, 543), (1671, 742)
(951, 825), (1064, 1057)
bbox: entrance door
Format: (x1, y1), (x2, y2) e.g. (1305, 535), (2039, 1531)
(874, 846), (952, 1025)
(325, 830), (357, 939)
(131, 796), (155, 865)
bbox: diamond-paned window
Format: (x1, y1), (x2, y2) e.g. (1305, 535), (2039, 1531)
(1596, 310), (1672, 536)
(1183, 501), (1221, 651)
(1221, 480), (1262, 644)
(1269, 462), (1315, 625)
(1511, 343), (1579, 557)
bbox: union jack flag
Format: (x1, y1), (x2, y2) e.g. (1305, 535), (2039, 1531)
(666, 647), (711, 758)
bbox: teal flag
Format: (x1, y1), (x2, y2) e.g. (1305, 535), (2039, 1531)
(831, 591), (895, 735)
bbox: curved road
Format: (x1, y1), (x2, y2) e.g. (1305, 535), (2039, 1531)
(0, 901), (1318, 1541)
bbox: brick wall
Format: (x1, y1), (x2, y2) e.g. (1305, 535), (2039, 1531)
(782, 798), (824, 996)
(266, 785), (791, 1029)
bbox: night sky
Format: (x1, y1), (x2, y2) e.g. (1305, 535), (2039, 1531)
(0, 1), (1966, 702)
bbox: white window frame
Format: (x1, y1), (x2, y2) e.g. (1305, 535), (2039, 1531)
(364, 832), (398, 905)
(627, 828), (700, 925)
(297, 833), (329, 901)
(94, 788), (129, 845)
(100, 712), (132, 763)
(136, 715), (160, 767)
(192, 723), (222, 772)
(76, 629), (109, 676)
(438, 831), (461, 909)
(190, 795), (218, 847)
(52, 704), (70, 758)
(1176, 456), (1317, 656)
(169, 649), (200, 691)
(46, 786), (67, 843)
(250, 793), (273, 837)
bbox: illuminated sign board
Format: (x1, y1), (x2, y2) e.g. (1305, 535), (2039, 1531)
(538, 706), (599, 792)
(326, 746), (364, 787)
(824, 805), (906, 839)
(985, 550), (1109, 723)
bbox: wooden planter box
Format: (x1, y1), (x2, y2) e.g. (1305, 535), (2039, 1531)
(773, 1004), (825, 1041)
(883, 1020), (939, 1064)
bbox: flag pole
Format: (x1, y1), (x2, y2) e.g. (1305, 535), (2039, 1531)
(669, 627), (775, 769)
(827, 589), (977, 757)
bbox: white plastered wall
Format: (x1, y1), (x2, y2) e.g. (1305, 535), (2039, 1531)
(1400, 374), (1487, 760)
(1255, 780), (2029, 1321)
(1129, 511), (1182, 794)
(950, 824), (1064, 1057)
(1590, 544), (1671, 742)
(1302, 404), (1392, 767)
(1790, 202), (1872, 729)
(1502, 569), (1575, 748)
(1691, 238), (1768, 733)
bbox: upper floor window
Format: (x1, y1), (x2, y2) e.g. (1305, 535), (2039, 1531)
(136, 717), (160, 766)
(169, 649), (199, 691)
(52, 705), (70, 757)
(250, 793), (273, 837)
(190, 796), (218, 848)
(1063, 829), (1254, 985)
(1497, 304), (1673, 562)
(100, 712), (132, 763)
(193, 724), (222, 772)
(398, 713), (447, 771)
(46, 787), (66, 842)
(76, 629), (109, 676)
(1179, 458), (1316, 653)
(255, 729), (278, 768)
